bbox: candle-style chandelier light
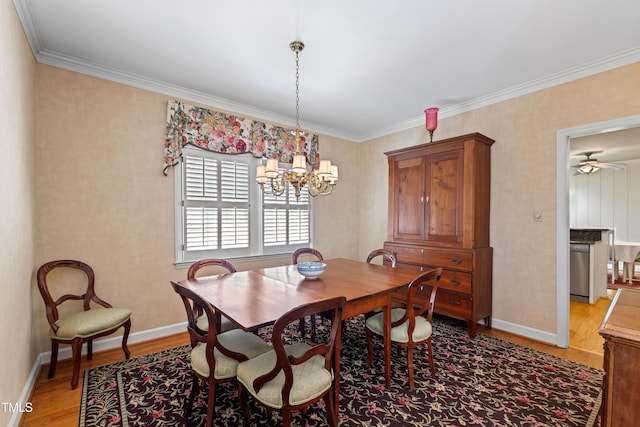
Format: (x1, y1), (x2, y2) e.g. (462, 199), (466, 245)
(256, 41), (338, 201)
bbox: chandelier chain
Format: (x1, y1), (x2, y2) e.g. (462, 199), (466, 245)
(256, 40), (337, 201)
(295, 47), (300, 135)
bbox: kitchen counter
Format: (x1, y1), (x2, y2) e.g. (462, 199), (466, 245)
(570, 228), (613, 303)
(570, 228), (610, 243)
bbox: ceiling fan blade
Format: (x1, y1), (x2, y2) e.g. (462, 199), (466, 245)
(595, 163), (624, 171)
(595, 162), (626, 170)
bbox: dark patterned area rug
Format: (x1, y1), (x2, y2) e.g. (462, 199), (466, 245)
(80, 316), (602, 426)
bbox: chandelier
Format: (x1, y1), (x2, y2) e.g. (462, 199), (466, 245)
(256, 41), (338, 201)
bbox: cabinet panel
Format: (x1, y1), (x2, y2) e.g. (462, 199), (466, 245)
(425, 149), (463, 244)
(393, 157), (425, 241)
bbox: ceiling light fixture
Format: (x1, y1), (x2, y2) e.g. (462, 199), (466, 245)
(256, 41), (338, 201)
(576, 163), (600, 174)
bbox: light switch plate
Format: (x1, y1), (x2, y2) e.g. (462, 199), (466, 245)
(533, 210), (543, 222)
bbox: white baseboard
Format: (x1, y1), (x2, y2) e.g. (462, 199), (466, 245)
(491, 318), (559, 347)
(9, 321), (187, 427)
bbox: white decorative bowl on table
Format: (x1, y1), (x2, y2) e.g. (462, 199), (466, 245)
(296, 262), (326, 280)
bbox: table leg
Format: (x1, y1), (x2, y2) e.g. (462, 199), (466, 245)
(383, 297), (391, 388)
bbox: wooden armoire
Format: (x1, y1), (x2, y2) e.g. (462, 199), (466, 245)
(384, 132), (494, 338)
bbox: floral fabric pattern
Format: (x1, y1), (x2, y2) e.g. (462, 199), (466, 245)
(80, 316), (602, 426)
(163, 100), (319, 175)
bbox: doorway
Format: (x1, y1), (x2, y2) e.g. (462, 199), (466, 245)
(556, 113), (640, 348)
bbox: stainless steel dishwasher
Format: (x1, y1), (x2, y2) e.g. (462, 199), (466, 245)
(570, 243), (590, 303)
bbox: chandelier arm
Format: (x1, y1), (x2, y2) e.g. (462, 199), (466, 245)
(256, 40), (337, 202)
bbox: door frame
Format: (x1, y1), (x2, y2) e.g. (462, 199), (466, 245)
(556, 113), (640, 347)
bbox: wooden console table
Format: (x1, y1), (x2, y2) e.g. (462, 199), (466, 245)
(598, 288), (640, 426)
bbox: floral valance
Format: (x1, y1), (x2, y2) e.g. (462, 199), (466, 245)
(163, 100), (319, 175)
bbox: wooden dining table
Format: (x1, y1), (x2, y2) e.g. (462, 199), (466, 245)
(175, 257), (421, 414)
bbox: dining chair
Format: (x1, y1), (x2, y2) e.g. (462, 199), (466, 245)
(236, 296), (346, 427)
(292, 248), (324, 338)
(365, 267), (442, 390)
(170, 281), (271, 427)
(36, 260), (132, 389)
(187, 258), (241, 333)
(363, 249), (399, 319)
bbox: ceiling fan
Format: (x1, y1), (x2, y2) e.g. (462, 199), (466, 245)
(573, 152), (626, 175)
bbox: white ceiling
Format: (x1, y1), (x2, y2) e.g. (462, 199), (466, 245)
(13, 0), (640, 142)
(570, 126), (640, 165)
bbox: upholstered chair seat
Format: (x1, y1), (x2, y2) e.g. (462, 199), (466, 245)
(195, 313), (237, 334)
(190, 329), (272, 380)
(52, 308), (132, 339)
(365, 308), (433, 343)
(237, 342), (332, 409)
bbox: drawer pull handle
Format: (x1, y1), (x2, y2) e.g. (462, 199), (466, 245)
(451, 258), (462, 264)
(451, 279), (460, 285)
(450, 300), (461, 306)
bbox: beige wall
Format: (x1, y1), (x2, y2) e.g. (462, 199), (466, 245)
(5, 0), (640, 410)
(360, 63), (640, 333)
(31, 61), (640, 358)
(0, 0), (36, 423)
(34, 65), (361, 355)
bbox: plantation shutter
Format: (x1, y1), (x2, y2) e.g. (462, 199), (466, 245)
(183, 154), (250, 253)
(263, 176), (311, 248)
(220, 160), (250, 249)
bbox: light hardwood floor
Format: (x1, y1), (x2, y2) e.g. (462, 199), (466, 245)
(19, 300), (611, 426)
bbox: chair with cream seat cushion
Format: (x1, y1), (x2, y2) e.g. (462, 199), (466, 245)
(237, 296), (346, 427)
(171, 281), (271, 427)
(363, 248), (399, 318)
(36, 260), (132, 389)
(365, 268), (442, 390)
(187, 258), (241, 334)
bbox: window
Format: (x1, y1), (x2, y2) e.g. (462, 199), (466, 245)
(175, 145), (312, 263)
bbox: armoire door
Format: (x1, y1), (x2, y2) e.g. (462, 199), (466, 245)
(424, 149), (464, 244)
(392, 157), (425, 241)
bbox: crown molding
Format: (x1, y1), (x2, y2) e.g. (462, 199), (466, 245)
(358, 47), (640, 142)
(15, 0), (640, 143)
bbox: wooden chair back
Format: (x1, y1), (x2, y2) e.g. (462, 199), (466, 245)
(394, 268), (442, 332)
(170, 281), (248, 361)
(292, 248), (324, 264)
(187, 258), (236, 280)
(366, 249), (397, 267)
(36, 259), (113, 333)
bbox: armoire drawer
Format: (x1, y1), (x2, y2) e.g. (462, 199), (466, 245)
(394, 288), (472, 318)
(396, 262), (472, 294)
(385, 243), (472, 271)
(435, 290), (472, 317)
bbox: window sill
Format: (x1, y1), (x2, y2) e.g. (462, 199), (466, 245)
(174, 252), (293, 270)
